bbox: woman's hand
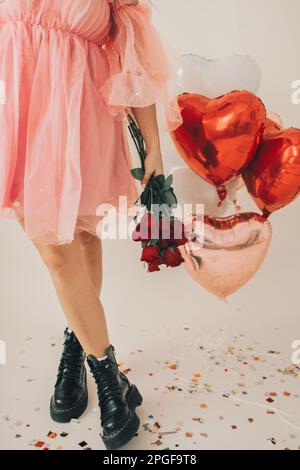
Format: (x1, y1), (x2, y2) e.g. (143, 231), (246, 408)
(131, 104), (163, 186)
(142, 150), (164, 186)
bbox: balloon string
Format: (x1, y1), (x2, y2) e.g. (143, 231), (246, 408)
(163, 306), (300, 432)
(172, 374), (300, 431)
(163, 330), (300, 431)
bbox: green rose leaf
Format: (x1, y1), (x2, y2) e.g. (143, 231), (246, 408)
(131, 168), (145, 181)
(155, 174), (166, 189)
(169, 188), (178, 204)
(151, 178), (161, 191)
(163, 190), (177, 207)
(141, 185), (151, 206)
(165, 174), (173, 188)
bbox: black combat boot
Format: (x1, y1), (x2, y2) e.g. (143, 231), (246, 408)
(50, 328), (88, 423)
(88, 345), (143, 450)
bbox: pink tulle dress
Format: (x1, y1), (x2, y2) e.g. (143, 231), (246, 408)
(0, 0), (182, 244)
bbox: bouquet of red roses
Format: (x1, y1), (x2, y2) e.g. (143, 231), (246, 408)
(128, 114), (188, 272)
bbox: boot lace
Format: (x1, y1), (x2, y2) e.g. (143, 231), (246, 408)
(92, 361), (123, 410)
(57, 337), (84, 382)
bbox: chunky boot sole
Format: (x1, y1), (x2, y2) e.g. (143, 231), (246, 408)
(102, 385), (143, 450)
(50, 369), (88, 423)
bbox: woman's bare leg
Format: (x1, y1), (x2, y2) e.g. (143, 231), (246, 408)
(16, 215), (109, 357)
(34, 235), (109, 357)
(78, 231), (102, 297)
(15, 216), (143, 447)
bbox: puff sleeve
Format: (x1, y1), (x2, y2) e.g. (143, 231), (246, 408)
(99, 0), (183, 131)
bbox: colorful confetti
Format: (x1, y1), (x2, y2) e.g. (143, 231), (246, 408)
(1, 327), (300, 450)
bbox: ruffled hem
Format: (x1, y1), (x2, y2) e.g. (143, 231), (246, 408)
(1, 186), (139, 245)
(98, 0), (183, 131)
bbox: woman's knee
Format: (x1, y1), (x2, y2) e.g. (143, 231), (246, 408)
(79, 231), (101, 253)
(36, 244), (77, 276)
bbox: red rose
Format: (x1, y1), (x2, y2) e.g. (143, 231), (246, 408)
(162, 247), (185, 268)
(147, 261), (161, 272)
(160, 215), (171, 239)
(159, 238), (170, 250)
(132, 226), (142, 242)
(171, 219), (187, 244)
(141, 245), (162, 263)
(133, 213), (159, 242)
(141, 245), (162, 272)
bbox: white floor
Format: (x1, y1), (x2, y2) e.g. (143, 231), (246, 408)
(1, 196), (300, 450)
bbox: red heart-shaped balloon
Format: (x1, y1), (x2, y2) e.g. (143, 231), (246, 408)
(171, 91), (266, 200)
(243, 125), (300, 216)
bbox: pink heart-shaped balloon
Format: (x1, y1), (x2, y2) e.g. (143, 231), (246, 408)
(180, 212), (272, 299)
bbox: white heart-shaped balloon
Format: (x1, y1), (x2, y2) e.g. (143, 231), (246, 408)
(170, 166), (243, 217)
(171, 54), (261, 98)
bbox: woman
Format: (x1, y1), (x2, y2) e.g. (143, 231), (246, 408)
(0, 0), (182, 450)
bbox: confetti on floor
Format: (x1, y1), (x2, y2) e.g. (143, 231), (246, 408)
(1, 322), (300, 450)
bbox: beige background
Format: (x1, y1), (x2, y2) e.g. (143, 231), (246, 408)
(0, 0), (300, 451)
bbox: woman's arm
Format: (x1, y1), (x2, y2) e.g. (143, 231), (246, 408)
(109, 0), (167, 184)
(132, 105), (164, 186)
(124, 1), (163, 185)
